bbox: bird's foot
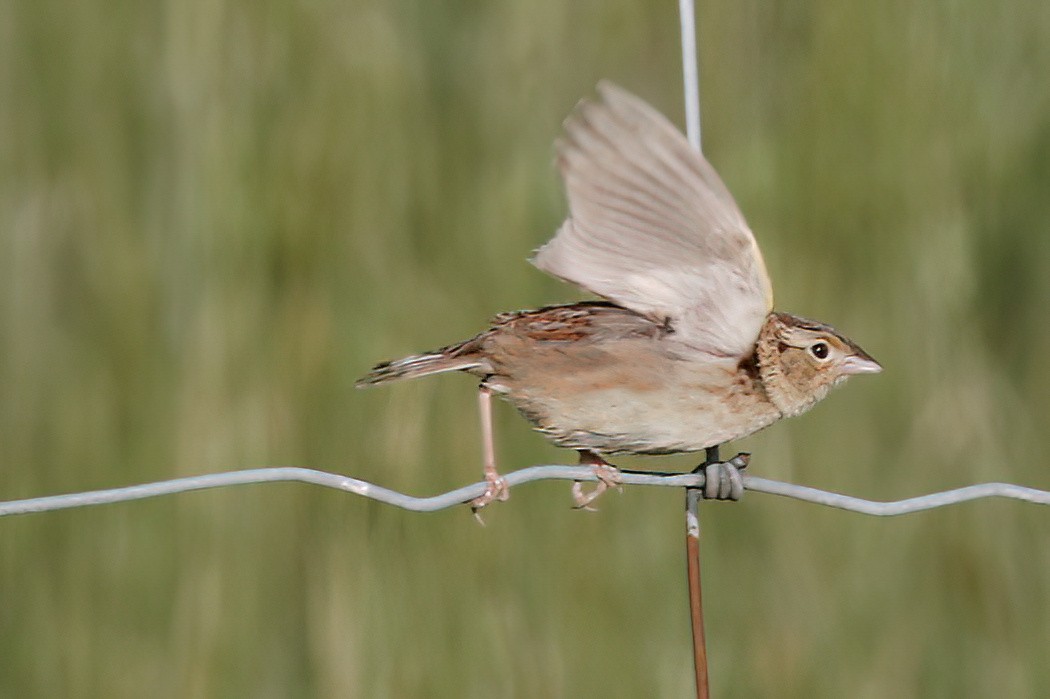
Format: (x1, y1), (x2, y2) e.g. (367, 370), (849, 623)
(470, 472), (509, 524)
(572, 452), (623, 511)
(702, 452), (750, 501)
(470, 386), (509, 523)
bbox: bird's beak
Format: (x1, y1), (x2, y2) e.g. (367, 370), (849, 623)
(841, 353), (883, 375)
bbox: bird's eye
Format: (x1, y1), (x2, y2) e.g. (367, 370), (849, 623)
(810, 342), (830, 360)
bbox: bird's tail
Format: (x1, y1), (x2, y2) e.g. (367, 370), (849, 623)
(355, 349), (484, 388)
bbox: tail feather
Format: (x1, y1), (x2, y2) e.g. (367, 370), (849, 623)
(355, 352), (483, 387)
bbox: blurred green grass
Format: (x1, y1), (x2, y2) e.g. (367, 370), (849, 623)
(2, 0), (1049, 696)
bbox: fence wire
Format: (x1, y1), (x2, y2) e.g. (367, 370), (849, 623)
(0, 465), (1046, 518)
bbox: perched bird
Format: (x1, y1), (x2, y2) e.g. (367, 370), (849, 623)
(357, 83), (881, 510)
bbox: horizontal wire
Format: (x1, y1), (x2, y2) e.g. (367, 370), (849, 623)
(0, 465), (1046, 518)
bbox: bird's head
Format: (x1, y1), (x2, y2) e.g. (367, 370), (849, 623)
(756, 312), (881, 418)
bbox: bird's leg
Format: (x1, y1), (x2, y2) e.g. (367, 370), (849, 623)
(697, 446), (750, 501)
(470, 385), (509, 516)
(571, 450), (623, 511)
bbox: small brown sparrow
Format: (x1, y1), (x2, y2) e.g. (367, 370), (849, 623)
(357, 83), (881, 510)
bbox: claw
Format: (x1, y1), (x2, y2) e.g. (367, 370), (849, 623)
(470, 473), (509, 523)
(572, 451), (622, 510)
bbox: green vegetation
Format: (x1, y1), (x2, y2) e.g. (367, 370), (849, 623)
(2, 1), (1048, 696)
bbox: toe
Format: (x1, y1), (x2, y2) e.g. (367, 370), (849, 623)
(571, 480), (607, 510)
(470, 475), (510, 513)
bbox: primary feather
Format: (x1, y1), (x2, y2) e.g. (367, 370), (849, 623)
(532, 82), (773, 359)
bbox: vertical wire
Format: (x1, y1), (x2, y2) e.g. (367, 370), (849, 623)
(680, 5), (709, 694)
(679, 0), (702, 152)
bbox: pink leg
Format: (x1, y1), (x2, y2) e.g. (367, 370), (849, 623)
(479, 386), (497, 483)
(470, 386), (508, 514)
(571, 449), (623, 510)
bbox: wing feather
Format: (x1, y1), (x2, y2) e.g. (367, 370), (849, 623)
(532, 82), (773, 358)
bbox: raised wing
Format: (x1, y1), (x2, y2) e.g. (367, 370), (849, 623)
(532, 82), (773, 359)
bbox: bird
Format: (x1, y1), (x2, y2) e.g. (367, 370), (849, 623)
(356, 82), (881, 512)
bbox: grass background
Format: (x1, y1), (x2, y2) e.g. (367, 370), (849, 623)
(2, 1), (1049, 696)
